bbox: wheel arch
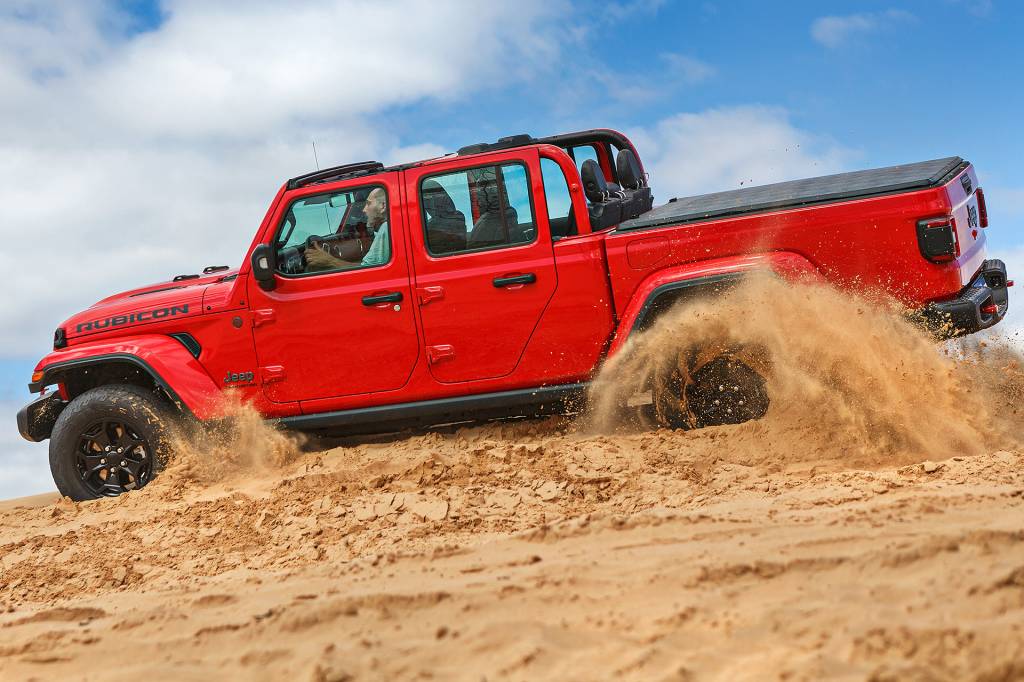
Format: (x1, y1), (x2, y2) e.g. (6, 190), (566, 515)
(607, 252), (822, 358)
(36, 354), (193, 417)
(31, 335), (225, 422)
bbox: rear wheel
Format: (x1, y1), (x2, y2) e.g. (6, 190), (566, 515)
(49, 384), (178, 500)
(652, 345), (770, 429)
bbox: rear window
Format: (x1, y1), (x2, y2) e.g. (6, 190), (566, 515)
(420, 162), (537, 256)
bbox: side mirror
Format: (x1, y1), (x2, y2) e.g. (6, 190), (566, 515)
(251, 244), (277, 291)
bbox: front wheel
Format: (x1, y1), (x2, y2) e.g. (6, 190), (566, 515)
(49, 384), (178, 500)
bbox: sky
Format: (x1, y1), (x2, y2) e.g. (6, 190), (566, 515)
(1, 0), (1022, 498)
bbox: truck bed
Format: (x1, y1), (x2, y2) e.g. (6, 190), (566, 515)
(617, 156), (965, 232)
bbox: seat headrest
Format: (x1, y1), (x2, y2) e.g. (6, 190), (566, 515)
(421, 179), (459, 218)
(580, 159), (609, 203)
(616, 149), (645, 190)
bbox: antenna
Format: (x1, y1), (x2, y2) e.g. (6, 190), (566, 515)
(311, 140), (320, 170)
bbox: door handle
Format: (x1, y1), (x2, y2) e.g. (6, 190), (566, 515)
(493, 273), (537, 288)
(362, 291), (403, 306)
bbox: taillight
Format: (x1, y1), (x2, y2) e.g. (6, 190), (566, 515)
(975, 187), (989, 227)
(916, 216), (960, 263)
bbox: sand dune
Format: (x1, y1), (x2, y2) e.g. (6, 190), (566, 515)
(1, 422), (1022, 681)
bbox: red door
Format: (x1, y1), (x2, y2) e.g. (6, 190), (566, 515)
(247, 175), (420, 403)
(405, 151), (557, 384)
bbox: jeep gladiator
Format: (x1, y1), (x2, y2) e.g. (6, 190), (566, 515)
(17, 129), (1012, 499)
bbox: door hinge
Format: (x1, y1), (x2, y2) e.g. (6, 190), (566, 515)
(426, 344), (455, 364)
(260, 365), (286, 384)
(417, 285), (445, 306)
(252, 309), (276, 328)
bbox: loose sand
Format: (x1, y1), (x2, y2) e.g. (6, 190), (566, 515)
(2, 280), (1022, 681)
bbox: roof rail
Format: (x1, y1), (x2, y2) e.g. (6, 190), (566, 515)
(286, 161), (385, 190)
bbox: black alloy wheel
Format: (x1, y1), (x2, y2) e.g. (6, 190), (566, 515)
(653, 345), (771, 430)
(49, 384), (177, 501)
(75, 419), (154, 497)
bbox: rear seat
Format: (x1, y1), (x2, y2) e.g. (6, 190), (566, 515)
(580, 153), (654, 231)
(615, 149), (654, 220)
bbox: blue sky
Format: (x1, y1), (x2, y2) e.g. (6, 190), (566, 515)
(1, 0), (1021, 497)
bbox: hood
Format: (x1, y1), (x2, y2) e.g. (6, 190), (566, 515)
(60, 268), (241, 344)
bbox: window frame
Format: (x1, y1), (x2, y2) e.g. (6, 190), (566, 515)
(271, 181), (393, 279)
(418, 160), (539, 259)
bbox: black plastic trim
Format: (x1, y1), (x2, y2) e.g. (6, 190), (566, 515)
(287, 161), (384, 190)
(921, 259), (1010, 337)
(129, 285), (184, 298)
(17, 392), (67, 442)
(278, 383), (587, 435)
(27, 354), (195, 418)
(53, 327), (67, 350)
(631, 273), (746, 334)
(493, 273), (537, 288)
(361, 292), (403, 306)
(457, 129), (639, 164)
(916, 217), (958, 263)
(169, 332), (202, 359)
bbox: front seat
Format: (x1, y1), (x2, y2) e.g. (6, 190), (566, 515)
(421, 179), (467, 254)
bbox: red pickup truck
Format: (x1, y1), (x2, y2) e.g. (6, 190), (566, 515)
(18, 129), (1011, 500)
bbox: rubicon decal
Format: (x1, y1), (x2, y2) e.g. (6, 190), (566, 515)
(75, 305), (190, 333)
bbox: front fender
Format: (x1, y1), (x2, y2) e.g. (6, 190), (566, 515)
(607, 252), (822, 358)
(31, 334), (225, 420)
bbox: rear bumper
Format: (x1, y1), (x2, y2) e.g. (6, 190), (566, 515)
(921, 259), (1010, 337)
(16, 392), (66, 443)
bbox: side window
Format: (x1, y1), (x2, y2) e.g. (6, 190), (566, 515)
(421, 162), (537, 256)
(571, 145), (600, 177)
(273, 185), (391, 275)
(540, 158), (576, 238)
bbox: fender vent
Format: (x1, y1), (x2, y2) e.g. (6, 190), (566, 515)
(169, 332), (201, 359)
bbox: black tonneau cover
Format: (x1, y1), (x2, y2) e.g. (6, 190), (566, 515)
(617, 156), (965, 232)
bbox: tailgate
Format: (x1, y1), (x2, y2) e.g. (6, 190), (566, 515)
(944, 164), (988, 287)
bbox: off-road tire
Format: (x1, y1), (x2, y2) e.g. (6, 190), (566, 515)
(653, 345), (771, 430)
(49, 384), (178, 501)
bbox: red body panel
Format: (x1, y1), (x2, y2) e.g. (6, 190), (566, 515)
(34, 336), (225, 420)
(604, 171), (981, 324)
(31, 133), (1003, 428)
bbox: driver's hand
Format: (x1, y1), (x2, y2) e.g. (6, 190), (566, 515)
(305, 244), (340, 270)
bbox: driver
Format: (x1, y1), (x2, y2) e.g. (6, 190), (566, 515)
(306, 187), (390, 271)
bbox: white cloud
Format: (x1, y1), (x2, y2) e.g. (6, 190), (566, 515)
(0, 0), (568, 356)
(946, 0), (993, 18)
(810, 9), (915, 49)
(629, 106), (857, 198)
(603, 0), (666, 21)
(661, 53), (716, 84)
